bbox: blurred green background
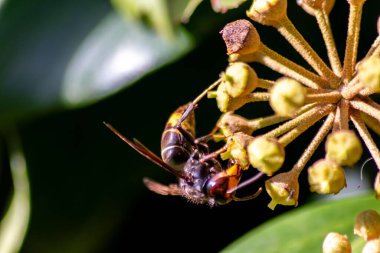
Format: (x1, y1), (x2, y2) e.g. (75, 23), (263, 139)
(0, 0), (378, 252)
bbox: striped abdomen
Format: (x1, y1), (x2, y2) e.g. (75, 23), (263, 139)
(161, 104), (196, 171)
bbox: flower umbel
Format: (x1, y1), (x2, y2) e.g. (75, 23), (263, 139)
(198, 0), (380, 208)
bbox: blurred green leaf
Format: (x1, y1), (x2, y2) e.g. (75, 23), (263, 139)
(0, 0), (193, 125)
(62, 12), (193, 108)
(211, 0), (247, 13)
(221, 194), (379, 253)
(0, 134), (30, 253)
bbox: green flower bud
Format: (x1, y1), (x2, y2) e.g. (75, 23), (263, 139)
(358, 56), (380, 93)
(308, 159), (346, 194)
(375, 172), (380, 200)
(217, 112), (255, 136)
(354, 209), (380, 241)
(269, 78), (306, 116)
(220, 19), (261, 55)
(297, 0), (335, 15)
(215, 82), (251, 112)
(322, 232), (352, 253)
(247, 136), (285, 176)
(221, 132), (254, 169)
(362, 239), (380, 253)
(247, 0), (288, 26)
(265, 170), (299, 210)
(325, 130), (363, 166)
(223, 62), (258, 98)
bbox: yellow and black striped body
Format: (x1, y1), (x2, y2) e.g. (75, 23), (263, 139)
(161, 104), (197, 171)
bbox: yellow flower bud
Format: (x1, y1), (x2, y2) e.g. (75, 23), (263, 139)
(325, 130), (363, 166)
(297, 0), (335, 15)
(217, 112), (255, 136)
(223, 62), (258, 97)
(358, 56), (380, 93)
(265, 170), (299, 210)
(362, 239), (380, 253)
(247, 0), (287, 26)
(354, 209), (380, 241)
(247, 136), (285, 176)
(322, 232), (352, 253)
(308, 159), (346, 194)
(220, 19), (261, 55)
(269, 78), (306, 116)
(221, 132), (254, 169)
(215, 82), (251, 112)
(375, 172), (380, 200)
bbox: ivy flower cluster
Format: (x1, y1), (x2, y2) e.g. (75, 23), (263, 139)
(195, 0), (380, 209)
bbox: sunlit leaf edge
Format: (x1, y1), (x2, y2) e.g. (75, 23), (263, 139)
(61, 11), (194, 108)
(221, 194), (379, 253)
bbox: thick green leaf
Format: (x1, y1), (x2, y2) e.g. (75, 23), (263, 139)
(222, 194), (379, 253)
(61, 12), (193, 108)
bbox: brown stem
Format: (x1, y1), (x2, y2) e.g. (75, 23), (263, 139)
(275, 16), (339, 86)
(305, 91), (341, 104)
(265, 104), (335, 138)
(361, 113), (380, 137)
(350, 110), (380, 171)
(342, 2), (364, 81)
(230, 43), (330, 89)
(291, 111), (336, 176)
(350, 99), (380, 122)
(314, 9), (342, 76)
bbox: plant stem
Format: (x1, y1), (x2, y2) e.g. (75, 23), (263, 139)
(230, 43), (330, 89)
(265, 104), (335, 138)
(314, 9), (342, 76)
(342, 2), (364, 81)
(350, 110), (380, 170)
(350, 98), (380, 122)
(292, 111), (335, 176)
(275, 16), (339, 87)
(305, 91), (341, 104)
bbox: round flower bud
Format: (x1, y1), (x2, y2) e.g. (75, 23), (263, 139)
(297, 0), (335, 15)
(217, 112), (255, 136)
(247, 136), (285, 176)
(362, 239), (380, 253)
(247, 0), (287, 26)
(265, 170), (299, 210)
(223, 62), (258, 97)
(269, 78), (306, 116)
(308, 159), (346, 194)
(375, 172), (380, 200)
(221, 132), (254, 169)
(358, 56), (380, 93)
(220, 19), (261, 55)
(322, 232), (352, 253)
(215, 82), (251, 112)
(354, 209), (380, 241)
(325, 130), (363, 166)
